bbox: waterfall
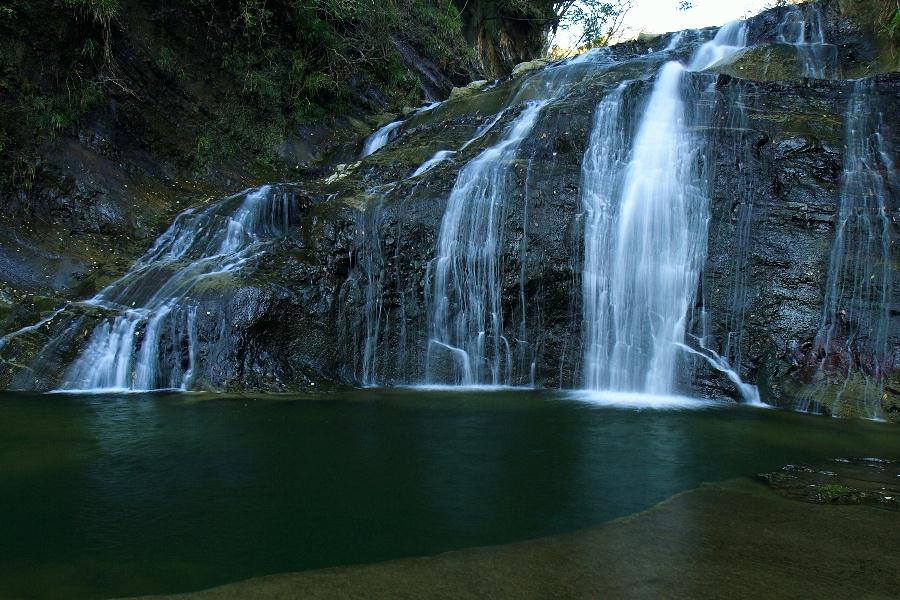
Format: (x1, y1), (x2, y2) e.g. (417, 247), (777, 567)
(580, 20), (760, 400)
(603, 61), (707, 394)
(812, 79), (897, 417)
(361, 120), (405, 158)
(776, 3), (836, 79)
(581, 83), (630, 391)
(54, 186), (295, 392)
(688, 20), (747, 71)
(426, 100), (549, 385)
(425, 55), (608, 386)
(361, 102), (442, 158)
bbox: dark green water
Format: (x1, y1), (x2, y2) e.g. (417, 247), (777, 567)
(1, 389), (898, 599)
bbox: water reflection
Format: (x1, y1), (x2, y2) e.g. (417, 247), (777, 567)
(0, 389), (898, 599)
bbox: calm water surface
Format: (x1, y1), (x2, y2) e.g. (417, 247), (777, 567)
(1, 389), (898, 599)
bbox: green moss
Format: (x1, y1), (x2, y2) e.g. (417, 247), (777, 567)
(1, 1), (479, 192)
(837, 0), (900, 73)
(62, 0), (120, 23)
(192, 273), (239, 294)
(779, 372), (897, 422)
(187, 0), (474, 124)
(714, 45), (816, 82)
(817, 484), (854, 497)
(194, 134), (213, 172)
(155, 47), (184, 81)
(0, 1), (111, 189)
(746, 102), (843, 146)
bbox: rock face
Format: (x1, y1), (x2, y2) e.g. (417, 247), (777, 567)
(453, 0), (555, 78)
(449, 80), (492, 100)
(0, 1), (897, 419)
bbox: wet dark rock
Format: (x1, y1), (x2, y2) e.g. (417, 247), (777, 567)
(0, 2), (897, 415)
(156, 69), (897, 402)
(391, 37), (458, 102)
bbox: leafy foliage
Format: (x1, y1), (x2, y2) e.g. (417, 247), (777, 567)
(0, 1), (112, 191)
(0, 1), (478, 184)
(189, 0), (471, 120)
(555, 1), (635, 49)
(168, 0), (477, 166)
(880, 6), (900, 45)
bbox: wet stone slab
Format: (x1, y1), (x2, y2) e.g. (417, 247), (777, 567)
(131, 476), (900, 600)
(756, 457), (900, 510)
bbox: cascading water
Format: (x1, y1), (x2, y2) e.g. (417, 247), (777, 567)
(688, 20), (748, 71)
(810, 79), (897, 417)
(53, 186), (294, 391)
(579, 20), (760, 401)
(7, 6), (889, 407)
(424, 56), (612, 386)
(426, 100), (549, 385)
(361, 120), (405, 158)
(361, 102), (442, 158)
(592, 62), (708, 394)
(348, 106), (530, 387)
(776, 3), (836, 79)
(581, 83), (631, 391)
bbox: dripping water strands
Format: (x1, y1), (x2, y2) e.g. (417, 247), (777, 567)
(692, 79), (762, 405)
(340, 185), (396, 387)
(351, 107), (533, 387)
(775, 3), (837, 79)
(805, 79), (897, 418)
(425, 55), (609, 386)
(44, 186), (295, 392)
(425, 100), (549, 386)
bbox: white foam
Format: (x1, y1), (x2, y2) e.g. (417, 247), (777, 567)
(404, 384), (533, 393)
(567, 390), (716, 410)
(48, 387), (183, 395)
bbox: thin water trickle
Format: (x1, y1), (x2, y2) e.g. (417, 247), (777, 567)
(361, 120), (405, 158)
(810, 79), (897, 417)
(411, 150), (456, 177)
(776, 3), (836, 79)
(426, 56), (611, 386)
(688, 20), (748, 72)
(361, 102), (443, 158)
